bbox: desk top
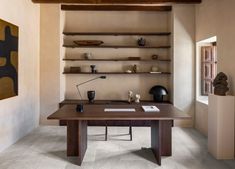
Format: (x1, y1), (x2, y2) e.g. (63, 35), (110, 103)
(48, 103), (190, 121)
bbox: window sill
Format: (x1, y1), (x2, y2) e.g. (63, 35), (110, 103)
(196, 96), (208, 105)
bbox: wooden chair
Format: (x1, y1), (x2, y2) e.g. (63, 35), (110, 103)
(105, 121), (132, 141)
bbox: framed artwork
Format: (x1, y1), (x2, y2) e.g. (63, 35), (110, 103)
(0, 19), (19, 100)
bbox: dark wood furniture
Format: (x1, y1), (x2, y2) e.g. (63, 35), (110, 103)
(32, 0), (202, 5)
(63, 58), (171, 62)
(61, 5), (173, 11)
(59, 100), (171, 126)
(63, 32), (171, 36)
(48, 103), (189, 166)
(63, 72), (171, 75)
(59, 100), (168, 140)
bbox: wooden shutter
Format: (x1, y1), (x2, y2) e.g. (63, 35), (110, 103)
(201, 44), (217, 96)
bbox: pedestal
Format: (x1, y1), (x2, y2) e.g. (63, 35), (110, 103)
(208, 94), (234, 159)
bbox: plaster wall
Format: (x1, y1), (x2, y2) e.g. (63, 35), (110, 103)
(195, 0), (235, 136)
(173, 5), (195, 127)
(40, 4), (61, 125)
(0, 0), (40, 152)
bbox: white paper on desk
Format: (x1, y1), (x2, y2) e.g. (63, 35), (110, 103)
(142, 106), (160, 112)
(104, 108), (136, 112)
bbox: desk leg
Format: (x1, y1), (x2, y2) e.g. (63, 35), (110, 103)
(151, 120), (173, 165)
(161, 120), (173, 156)
(151, 120), (162, 165)
(67, 120), (87, 165)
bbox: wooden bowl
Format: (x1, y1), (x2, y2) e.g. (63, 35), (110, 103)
(74, 40), (104, 46)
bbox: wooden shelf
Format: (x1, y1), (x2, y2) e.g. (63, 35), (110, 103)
(61, 5), (173, 12)
(63, 58), (171, 62)
(63, 32), (171, 36)
(63, 44), (171, 49)
(63, 72), (171, 75)
(60, 100), (172, 106)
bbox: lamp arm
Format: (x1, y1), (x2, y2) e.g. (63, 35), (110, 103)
(76, 85), (83, 101)
(76, 76), (101, 87)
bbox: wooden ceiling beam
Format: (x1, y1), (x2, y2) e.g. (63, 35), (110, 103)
(32, 0), (201, 4)
(61, 5), (172, 11)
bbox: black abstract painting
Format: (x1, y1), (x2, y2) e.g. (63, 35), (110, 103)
(0, 19), (18, 100)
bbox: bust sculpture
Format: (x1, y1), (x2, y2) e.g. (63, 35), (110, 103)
(213, 72), (229, 96)
(128, 91), (133, 103)
(135, 94), (140, 103)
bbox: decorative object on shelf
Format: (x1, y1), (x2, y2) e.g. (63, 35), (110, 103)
(74, 40), (104, 46)
(149, 85), (168, 102)
(70, 67), (81, 73)
(87, 91), (95, 103)
(213, 72), (229, 96)
(125, 70), (132, 73)
(152, 54), (159, 60)
(84, 52), (92, 60)
(0, 19), (19, 100)
(133, 64), (139, 73)
(151, 66), (159, 72)
(137, 37), (146, 46)
(128, 91), (134, 103)
(76, 76), (106, 112)
(135, 94), (140, 103)
(90, 65), (96, 73)
(128, 57), (141, 60)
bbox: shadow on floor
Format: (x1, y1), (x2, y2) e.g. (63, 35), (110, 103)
(45, 150), (79, 165)
(46, 147), (158, 166)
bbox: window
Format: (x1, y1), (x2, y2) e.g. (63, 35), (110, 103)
(196, 36), (217, 104)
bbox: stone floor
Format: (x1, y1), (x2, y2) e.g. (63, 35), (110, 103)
(0, 126), (234, 169)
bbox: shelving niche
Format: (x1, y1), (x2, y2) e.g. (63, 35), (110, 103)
(62, 9), (172, 101)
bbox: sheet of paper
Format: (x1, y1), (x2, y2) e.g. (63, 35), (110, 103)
(104, 108), (136, 112)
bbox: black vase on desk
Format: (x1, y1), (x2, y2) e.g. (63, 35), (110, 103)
(87, 91), (95, 103)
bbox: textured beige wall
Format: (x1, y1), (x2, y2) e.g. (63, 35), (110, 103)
(173, 5), (195, 127)
(64, 11), (172, 101)
(0, 0), (40, 152)
(39, 7), (196, 126)
(195, 101), (208, 136)
(40, 4), (61, 125)
(195, 0), (235, 136)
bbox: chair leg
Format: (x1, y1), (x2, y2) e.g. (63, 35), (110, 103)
(129, 122), (132, 141)
(105, 122), (108, 141)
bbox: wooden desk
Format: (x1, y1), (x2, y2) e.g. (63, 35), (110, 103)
(48, 103), (189, 166)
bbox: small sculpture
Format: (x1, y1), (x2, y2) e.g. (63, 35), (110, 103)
(151, 66), (158, 72)
(135, 94), (140, 103)
(90, 65), (96, 73)
(213, 72), (229, 96)
(84, 52), (92, 60)
(152, 54), (158, 60)
(87, 91), (95, 103)
(133, 64), (139, 73)
(137, 37), (146, 46)
(128, 91), (133, 103)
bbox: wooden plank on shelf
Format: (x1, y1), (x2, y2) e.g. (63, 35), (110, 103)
(61, 5), (172, 11)
(63, 58), (171, 62)
(32, 0), (202, 4)
(63, 72), (171, 75)
(63, 45), (171, 49)
(63, 32), (171, 36)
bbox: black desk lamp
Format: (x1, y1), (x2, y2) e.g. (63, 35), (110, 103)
(76, 76), (106, 112)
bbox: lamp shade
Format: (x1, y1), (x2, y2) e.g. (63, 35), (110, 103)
(149, 85), (168, 102)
